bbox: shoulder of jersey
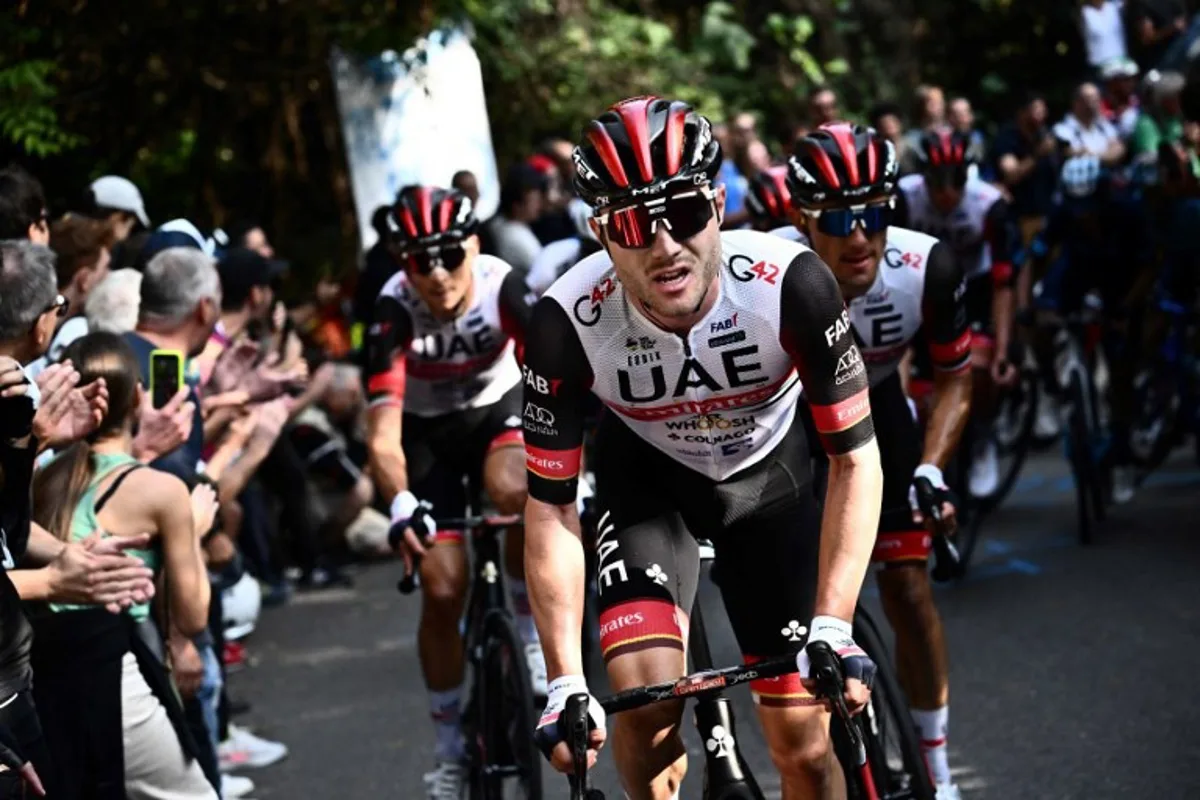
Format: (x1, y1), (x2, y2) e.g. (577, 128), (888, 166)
(967, 177), (1002, 205)
(767, 225), (810, 246)
(378, 269), (411, 304)
(898, 173), (924, 193)
(721, 228), (811, 268)
(474, 253), (514, 281)
(542, 247), (615, 308)
(887, 225), (939, 255)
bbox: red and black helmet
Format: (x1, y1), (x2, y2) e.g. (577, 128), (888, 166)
(745, 166), (794, 226)
(916, 128), (974, 186)
(787, 123), (898, 207)
(571, 96), (722, 209)
(386, 185), (478, 249)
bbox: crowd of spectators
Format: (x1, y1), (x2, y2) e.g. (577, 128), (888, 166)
(0, 164), (393, 799)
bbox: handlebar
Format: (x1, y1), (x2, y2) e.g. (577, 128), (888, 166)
(396, 514), (523, 594)
(913, 476), (963, 583)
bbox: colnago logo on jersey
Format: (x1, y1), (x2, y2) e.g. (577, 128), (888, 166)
(543, 230), (810, 480)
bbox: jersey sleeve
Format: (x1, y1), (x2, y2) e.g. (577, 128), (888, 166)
(498, 269), (537, 363)
(984, 197), (1018, 288)
(522, 297), (593, 505)
(779, 250), (875, 455)
(363, 294), (415, 408)
(922, 242), (971, 374)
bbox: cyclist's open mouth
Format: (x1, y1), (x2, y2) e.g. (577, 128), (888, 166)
(651, 266), (691, 294)
(840, 251), (874, 276)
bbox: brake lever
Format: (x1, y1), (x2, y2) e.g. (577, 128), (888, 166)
(914, 476), (963, 583)
(564, 693), (606, 800)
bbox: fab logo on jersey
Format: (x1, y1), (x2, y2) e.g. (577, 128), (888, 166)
(617, 347), (768, 403)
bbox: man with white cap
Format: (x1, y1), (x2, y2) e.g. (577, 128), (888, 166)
(86, 175), (150, 243)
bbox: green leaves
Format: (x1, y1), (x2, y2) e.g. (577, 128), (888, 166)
(0, 60), (83, 157)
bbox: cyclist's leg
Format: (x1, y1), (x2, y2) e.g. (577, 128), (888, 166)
(404, 415), (472, 765)
(471, 386), (545, 678)
(868, 373), (953, 786)
(708, 418), (843, 799)
(593, 415), (700, 800)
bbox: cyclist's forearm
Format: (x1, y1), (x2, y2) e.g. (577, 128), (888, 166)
(993, 286), (1015, 356)
(815, 441), (883, 621)
(524, 497), (586, 679)
(923, 369), (972, 468)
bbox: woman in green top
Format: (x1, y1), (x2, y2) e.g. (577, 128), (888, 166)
(30, 332), (216, 800)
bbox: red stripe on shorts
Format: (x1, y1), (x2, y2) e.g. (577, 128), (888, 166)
(599, 599), (685, 661)
(744, 655), (819, 707)
(872, 530), (932, 564)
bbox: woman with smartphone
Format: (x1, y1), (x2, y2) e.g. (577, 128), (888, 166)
(28, 332), (217, 800)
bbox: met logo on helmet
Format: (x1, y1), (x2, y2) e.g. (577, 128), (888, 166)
(573, 149), (600, 182)
(787, 155), (819, 185)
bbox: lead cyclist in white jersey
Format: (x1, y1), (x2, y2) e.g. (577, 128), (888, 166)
(895, 129), (1020, 498)
(522, 96), (884, 800)
(784, 122), (973, 800)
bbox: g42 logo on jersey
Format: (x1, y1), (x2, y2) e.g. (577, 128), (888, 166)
(883, 248), (923, 270)
(574, 276), (618, 327)
(727, 255), (781, 285)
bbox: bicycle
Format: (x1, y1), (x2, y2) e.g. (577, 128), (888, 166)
(398, 514), (543, 800)
(1033, 296), (1112, 545)
(552, 536), (935, 800)
(1130, 292), (1200, 473)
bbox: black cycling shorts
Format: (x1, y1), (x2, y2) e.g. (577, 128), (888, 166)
(402, 384), (524, 540)
(592, 408), (822, 707)
(867, 373), (930, 565)
(798, 372), (928, 567)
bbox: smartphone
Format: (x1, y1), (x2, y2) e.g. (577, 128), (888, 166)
(149, 349), (184, 409)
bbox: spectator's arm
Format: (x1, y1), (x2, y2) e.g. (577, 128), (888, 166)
(1101, 130), (1127, 167)
(22, 522), (66, 566)
(148, 471), (210, 635)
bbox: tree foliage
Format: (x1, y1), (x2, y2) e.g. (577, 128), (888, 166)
(0, 0), (1091, 280)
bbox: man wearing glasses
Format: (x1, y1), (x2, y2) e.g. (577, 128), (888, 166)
(896, 128), (1020, 501)
(786, 123), (973, 800)
(523, 97), (883, 800)
(362, 185), (543, 799)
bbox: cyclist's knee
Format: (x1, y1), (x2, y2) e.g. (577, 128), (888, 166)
(421, 550), (469, 614)
(877, 563), (936, 616)
(613, 699), (686, 748)
(483, 446), (528, 514)
(764, 710), (835, 786)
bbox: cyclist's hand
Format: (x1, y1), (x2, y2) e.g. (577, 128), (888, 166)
(796, 616), (875, 715)
(991, 355), (1018, 387)
(909, 464), (957, 535)
(388, 491), (436, 574)
(534, 676), (607, 774)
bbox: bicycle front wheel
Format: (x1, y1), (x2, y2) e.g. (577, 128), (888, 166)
(851, 608), (937, 800)
(472, 611), (543, 800)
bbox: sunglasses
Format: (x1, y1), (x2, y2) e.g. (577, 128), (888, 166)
(595, 186), (717, 250)
(801, 200), (894, 238)
(398, 243), (468, 276)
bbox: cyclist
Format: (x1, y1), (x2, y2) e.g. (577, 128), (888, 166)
(745, 165), (808, 244)
(525, 199), (604, 296)
(363, 185), (544, 799)
(786, 123), (972, 800)
(524, 96), (883, 800)
(896, 128), (1020, 498)
(1026, 156), (1155, 502)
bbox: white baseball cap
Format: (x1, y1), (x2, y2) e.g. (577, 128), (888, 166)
(89, 175), (150, 227)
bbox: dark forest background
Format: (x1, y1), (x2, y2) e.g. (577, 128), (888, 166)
(1, 0), (1171, 281)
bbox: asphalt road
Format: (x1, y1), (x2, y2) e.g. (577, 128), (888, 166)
(227, 449), (1200, 799)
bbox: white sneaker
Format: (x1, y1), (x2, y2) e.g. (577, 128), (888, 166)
(525, 642), (548, 697)
(968, 438), (1000, 498)
(1035, 393), (1061, 439)
(423, 761), (467, 799)
(218, 724), (289, 771)
(935, 782), (962, 800)
(1112, 464), (1136, 504)
(222, 774), (256, 798)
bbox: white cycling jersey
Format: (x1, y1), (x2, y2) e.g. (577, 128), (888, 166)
(898, 173), (1004, 280)
(366, 254), (530, 417)
(522, 230), (873, 493)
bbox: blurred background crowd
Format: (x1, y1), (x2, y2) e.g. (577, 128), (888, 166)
(1, 0), (1200, 798)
